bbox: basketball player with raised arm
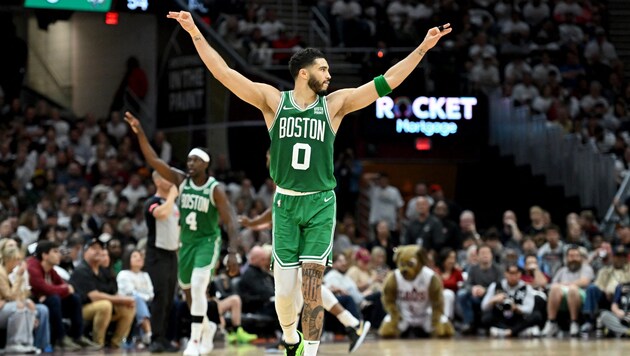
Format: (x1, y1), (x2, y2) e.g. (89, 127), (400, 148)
(125, 113), (239, 356)
(168, 10), (451, 356)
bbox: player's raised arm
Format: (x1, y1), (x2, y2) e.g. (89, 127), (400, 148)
(167, 11), (280, 120)
(328, 24), (452, 121)
(125, 111), (185, 186)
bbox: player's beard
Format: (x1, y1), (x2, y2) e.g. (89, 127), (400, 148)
(308, 77), (328, 96)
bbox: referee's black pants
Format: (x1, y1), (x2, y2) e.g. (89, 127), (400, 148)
(145, 246), (178, 345)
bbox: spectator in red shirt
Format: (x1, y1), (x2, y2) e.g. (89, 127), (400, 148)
(27, 241), (101, 351)
(434, 248), (463, 320)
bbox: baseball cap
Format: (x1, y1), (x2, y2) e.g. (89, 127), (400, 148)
(84, 237), (104, 250)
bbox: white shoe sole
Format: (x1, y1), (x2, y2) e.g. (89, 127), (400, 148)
(350, 321), (371, 353)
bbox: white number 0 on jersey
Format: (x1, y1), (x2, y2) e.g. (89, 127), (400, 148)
(291, 143), (311, 170)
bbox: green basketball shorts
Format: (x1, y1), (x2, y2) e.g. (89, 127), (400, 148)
(178, 236), (221, 288)
(272, 189), (336, 269)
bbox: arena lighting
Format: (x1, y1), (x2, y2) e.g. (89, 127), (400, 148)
(415, 138), (431, 151)
(375, 95), (478, 137)
(105, 11), (119, 25)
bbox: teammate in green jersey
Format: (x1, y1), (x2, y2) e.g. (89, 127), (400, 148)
(168, 10), (451, 356)
(125, 112), (239, 356)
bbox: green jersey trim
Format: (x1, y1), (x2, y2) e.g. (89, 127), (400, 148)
(268, 93), (286, 133)
(288, 90), (320, 111)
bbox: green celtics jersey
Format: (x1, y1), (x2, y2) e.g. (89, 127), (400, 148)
(178, 177), (220, 244)
(268, 91), (336, 192)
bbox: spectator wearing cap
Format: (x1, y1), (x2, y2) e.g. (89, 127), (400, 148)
(580, 246), (630, 335)
(69, 238), (136, 348)
(27, 241), (101, 351)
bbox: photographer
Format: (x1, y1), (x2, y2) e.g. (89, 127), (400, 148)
(481, 264), (543, 337)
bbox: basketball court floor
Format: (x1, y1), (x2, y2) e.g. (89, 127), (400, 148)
(92, 338), (628, 355)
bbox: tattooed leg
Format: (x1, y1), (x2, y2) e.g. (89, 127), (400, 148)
(301, 263), (326, 341)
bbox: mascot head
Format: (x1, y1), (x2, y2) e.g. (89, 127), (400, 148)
(394, 245), (428, 281)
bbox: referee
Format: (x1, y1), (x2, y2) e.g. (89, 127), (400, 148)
(144, 171), (180, 353)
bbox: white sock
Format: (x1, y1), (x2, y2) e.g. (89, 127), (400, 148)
(337, 310), (359, 328)
(304, 340), (320, 356)
(190, 322), (203, 343)
(281, 323), (300, 345)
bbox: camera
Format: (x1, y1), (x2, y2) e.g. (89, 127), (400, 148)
(501, 298), (515, 319)
(501, 298), (514, 311)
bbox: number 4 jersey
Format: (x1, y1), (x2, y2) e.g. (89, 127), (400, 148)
(178, 177), (220, 244)
(269, 91), (337, 192)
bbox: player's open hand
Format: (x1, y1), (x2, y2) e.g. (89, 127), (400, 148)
(167, 11), (197, 33)
(422, 23), (452, 51)
(124, 111), (141, 134)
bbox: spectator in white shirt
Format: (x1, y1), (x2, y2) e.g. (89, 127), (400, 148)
(584, 27), (619, 67)
(367, 173), (404, 240)
(116, 249), (154, 345)
(469, 32), (497, 64)
(470, 52), (500, 95)
(512, 72), (540, 108)
(106, 111), (128, 144)
(523, 0), (550, 28)
(553, 0), (583, 23)
(121, 174), (148, 213)
(532, 52), (561, 86)
(504, 57), (532, 83)
(558, 13), (584, 45)
(580, 81), (609, 114)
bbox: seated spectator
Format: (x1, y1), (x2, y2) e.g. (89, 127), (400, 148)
(470, 52), (500, 95)
(523, 0), (550, 28)
(0, 246), (40, 354)
(27, 241), (101, 351)
(599, 282), (630, 335)
(520, 253), (550, 291)
(116, 249), (154, 345)
(347, 248), (383, 295)
(365, 221), (396, 270)
(237, 246), (274, 316)
(537, 224), (564, 277)
(69, 238), (136, 348)
(581, 246), (630, 335)
(324, 252), (384, 329)
(482, 264), (543, 337)
(542, 246), (594, 337)
(457, 244), (502, 334)
(434, 248), (462, 320)
(404, 196), (444, 254)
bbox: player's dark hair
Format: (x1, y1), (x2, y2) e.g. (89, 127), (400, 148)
(288, 48), (325, 80)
